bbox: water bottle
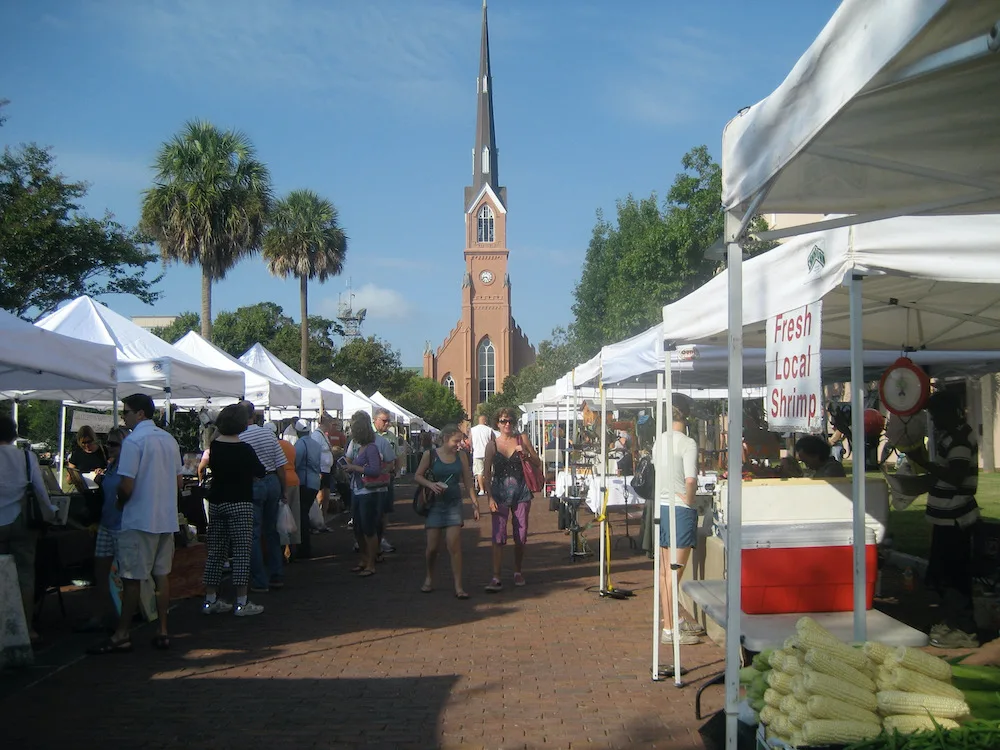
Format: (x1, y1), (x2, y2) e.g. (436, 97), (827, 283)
(902, 567), (915, 592)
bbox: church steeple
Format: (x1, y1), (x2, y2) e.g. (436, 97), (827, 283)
(465, 0), (506, 211)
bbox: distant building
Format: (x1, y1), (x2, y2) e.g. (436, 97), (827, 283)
(132, 315), (177, 331)
(423, 2), (535, 416)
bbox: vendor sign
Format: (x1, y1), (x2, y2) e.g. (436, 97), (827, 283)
(766, 302), (822, 432)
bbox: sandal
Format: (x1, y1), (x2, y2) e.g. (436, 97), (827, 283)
(455, 591), (470, 600)
(357, 569), (375, 577)
(349, 565), (365, 573)
(151, 634), (171, 650)
(420, 583), (433, 593)
(87, 636), (133, 655)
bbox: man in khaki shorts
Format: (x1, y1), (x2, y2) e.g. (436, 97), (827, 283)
(88, 393), (182, 654)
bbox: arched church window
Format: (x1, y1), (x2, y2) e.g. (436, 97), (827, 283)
(482, 146), (490, 174)
(477, 204), (494, 243)
(443, 374), (455, 395)
(478, 337), (495, 404)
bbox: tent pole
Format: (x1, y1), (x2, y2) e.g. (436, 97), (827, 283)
(651, 372), (664, 680)
(58, 404), (68, 491)
(724, 238), (745, 750)
(849, 273), (868, 642)
(112, 388), (118, 429)
(599, 381), (607, 593)
(663, 347), (682, 686)
(12, 400), (18, 423)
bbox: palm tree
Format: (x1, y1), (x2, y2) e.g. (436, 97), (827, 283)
(263, 189), (348, 375)
(140, 121), (272, 340)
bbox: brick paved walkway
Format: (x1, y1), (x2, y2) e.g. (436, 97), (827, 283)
(2, 483), (726, 749)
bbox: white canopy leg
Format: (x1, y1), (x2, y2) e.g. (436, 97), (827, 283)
(58, 404), (68, 491)
(849, 273), (868, 642)
(663, 350), (682, 686)
(652, 373), (664, 679)
(598, 383), (607, 593)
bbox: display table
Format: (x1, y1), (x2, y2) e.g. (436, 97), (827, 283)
(682, 580), (928, 651)
(0, 555), (33, 668)
(555, 471), (642, 513)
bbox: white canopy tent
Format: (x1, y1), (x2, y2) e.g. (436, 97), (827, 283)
(369, 391), (425, 430)
(240, 343), (342, 414)
(0, 307), (118, 400)
(172, 332), (302, 409)
(717, 3), (1000, 746)
(317, 379), (377, 419)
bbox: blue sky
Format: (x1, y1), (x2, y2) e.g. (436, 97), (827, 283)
(0, 0), (838, 366)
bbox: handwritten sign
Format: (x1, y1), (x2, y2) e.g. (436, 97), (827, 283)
(766, 302), (823, 433)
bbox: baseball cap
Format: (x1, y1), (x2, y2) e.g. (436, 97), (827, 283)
(294, 418), (310, 432)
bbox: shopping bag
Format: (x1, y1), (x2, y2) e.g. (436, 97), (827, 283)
(277, 502), (297, 536)
(308, 500), (326, 531)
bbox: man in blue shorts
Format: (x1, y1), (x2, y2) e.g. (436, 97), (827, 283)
(655, 402), (705, 645)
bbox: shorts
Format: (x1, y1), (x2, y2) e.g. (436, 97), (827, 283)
(116, 529), (175, 580)
(94, 525), (119, 559)
(658, 504), (699, 549)
(425, 496), (463, 529)
(492, 501), (530, 546)
(351, 490), (382, 538)
(473, 457), (485, 476)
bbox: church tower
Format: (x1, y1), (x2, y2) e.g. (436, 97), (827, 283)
(423, 0), (535, 417)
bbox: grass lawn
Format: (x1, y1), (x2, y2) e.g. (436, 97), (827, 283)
(866, 471), (1000, 559)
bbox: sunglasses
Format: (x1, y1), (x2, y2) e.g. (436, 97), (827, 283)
(497, 419), (512, 424)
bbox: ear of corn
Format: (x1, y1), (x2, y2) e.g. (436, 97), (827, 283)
(784, 635), (802, 652)
(882, 714), (961, 734)
(797, 628), (871, 672)
(863, 641), (893, 665)
(887, 645), (952, 682)
(803, 669), (878, 712)
(800, 720), (881, 745)
(875, 691), (970, 719)
(805, 695), (881, 725)
(878, 665), (965, 700)
(766, 669), (795, 695)
(791, 675), (809, 703)
(774, 653), (804, 675)
(804, 648), (876, 692)
(788, 705), (810, 728)
(759, 705), (779, 725)
(764, 688), (785, 709)
(768, 648), (789, 669)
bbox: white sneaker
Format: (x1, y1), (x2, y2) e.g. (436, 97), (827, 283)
(661, 629), (701, 645)
(478, 490), (485, 496)
(380, 538), (395, 553)
(234, 601), (264, 617)
(202, 598), (233, 615)
(678, 620), (706, 636)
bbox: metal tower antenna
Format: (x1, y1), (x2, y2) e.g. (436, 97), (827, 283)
(336, 280), (366, 339)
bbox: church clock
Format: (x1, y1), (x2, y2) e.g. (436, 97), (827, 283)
(479, 270), (495, 285)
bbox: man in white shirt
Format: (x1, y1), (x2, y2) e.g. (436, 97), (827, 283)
(373, 409), (401, 553)
(469, 414), (497, 496)
(90, 394), (182, 654)
(311, 416), (335, 511)
(653, 403), (704, 646)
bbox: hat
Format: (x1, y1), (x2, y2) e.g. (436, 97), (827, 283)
(263, 421), (278, 434)
(294, 419), (310, 433)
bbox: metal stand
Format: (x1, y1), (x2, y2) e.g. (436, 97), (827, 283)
(560, 496), (592, 560)
(613, 503), (639, 550)
(655, 664), (689, 682)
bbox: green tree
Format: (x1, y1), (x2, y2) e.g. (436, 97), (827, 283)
(268, 314), (340, 382)
(395, 376), (466, 428)
(151, 311), (200, 343)
(140, 121), (272, 340)
(0, 143), (161, 319)
(331, 336), (402, 394)
(263, 189), (348, 375)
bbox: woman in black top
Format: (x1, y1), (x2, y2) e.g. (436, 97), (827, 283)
(201, 404), (266, 617)
(67, 425), (108, 491)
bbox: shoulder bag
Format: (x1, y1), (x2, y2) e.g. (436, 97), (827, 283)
(21, 449), (47, 530)
(517, 435), (545, 494)
(412, 449), (437, 517)
(360, 443), (391, 490)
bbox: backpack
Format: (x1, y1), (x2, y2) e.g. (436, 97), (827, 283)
(630, 454), (655, 500)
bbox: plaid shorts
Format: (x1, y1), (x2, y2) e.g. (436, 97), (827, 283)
(94, 525), (119, 559)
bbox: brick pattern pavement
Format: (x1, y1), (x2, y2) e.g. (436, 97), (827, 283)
(2, 482), (726, 749)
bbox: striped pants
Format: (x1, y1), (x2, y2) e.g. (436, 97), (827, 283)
(203, 501), (253, 588)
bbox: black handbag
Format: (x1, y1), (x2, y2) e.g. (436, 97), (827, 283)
(412, 449), (437, 517)
(21, 449), (47, 530)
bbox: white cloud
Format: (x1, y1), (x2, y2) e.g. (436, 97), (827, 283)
(320, 283), (413, 322)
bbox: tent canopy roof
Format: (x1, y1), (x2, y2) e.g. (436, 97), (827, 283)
(723, 1), (1000, 227)
(240, 344), (342, 413)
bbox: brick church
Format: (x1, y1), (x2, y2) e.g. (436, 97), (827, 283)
(423, 1), (535, 416)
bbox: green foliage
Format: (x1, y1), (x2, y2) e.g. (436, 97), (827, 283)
(140, 120), (272, 339)
(497, 327), (587, 406)
(331, 336), (402, 395)
(151, 311), (200, 343)
(14, 400), (60, 452)
(0, 143), (162, 319)
(394, 376), (466, 428)
(264, 189), (348, 375)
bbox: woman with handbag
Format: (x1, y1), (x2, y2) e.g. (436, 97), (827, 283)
(414, 424), (480, 598)
(481, 408), (542, 593)
(344, 411), (389, 577)
(0, 416), (57, 646)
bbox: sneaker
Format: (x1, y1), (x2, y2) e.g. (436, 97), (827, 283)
(929, 628), (978, 649)
(485, 578), (503, 593)
(678, 620), (706, 636)
(202, 598), (233, 615)
(478, 490), (485, 496)
(513, 572), (526, 587)
(661, 629), (702, 646)
(380, 538), (396, 553)
(929, 622), (951, 638)
(234, 601), (264, 617)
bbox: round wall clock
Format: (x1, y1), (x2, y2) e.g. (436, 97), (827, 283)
(879, 356), (930, 416)
(479, 270), (495, 285)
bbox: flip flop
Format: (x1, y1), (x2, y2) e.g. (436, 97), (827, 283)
(350, 565), (365, 573)
(151, 634), (171, 650)
(87, 636), (133, 655)
(455, 592), (470, 600)
(357, 569), (375, 577)
(420, 584), (434, 593)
